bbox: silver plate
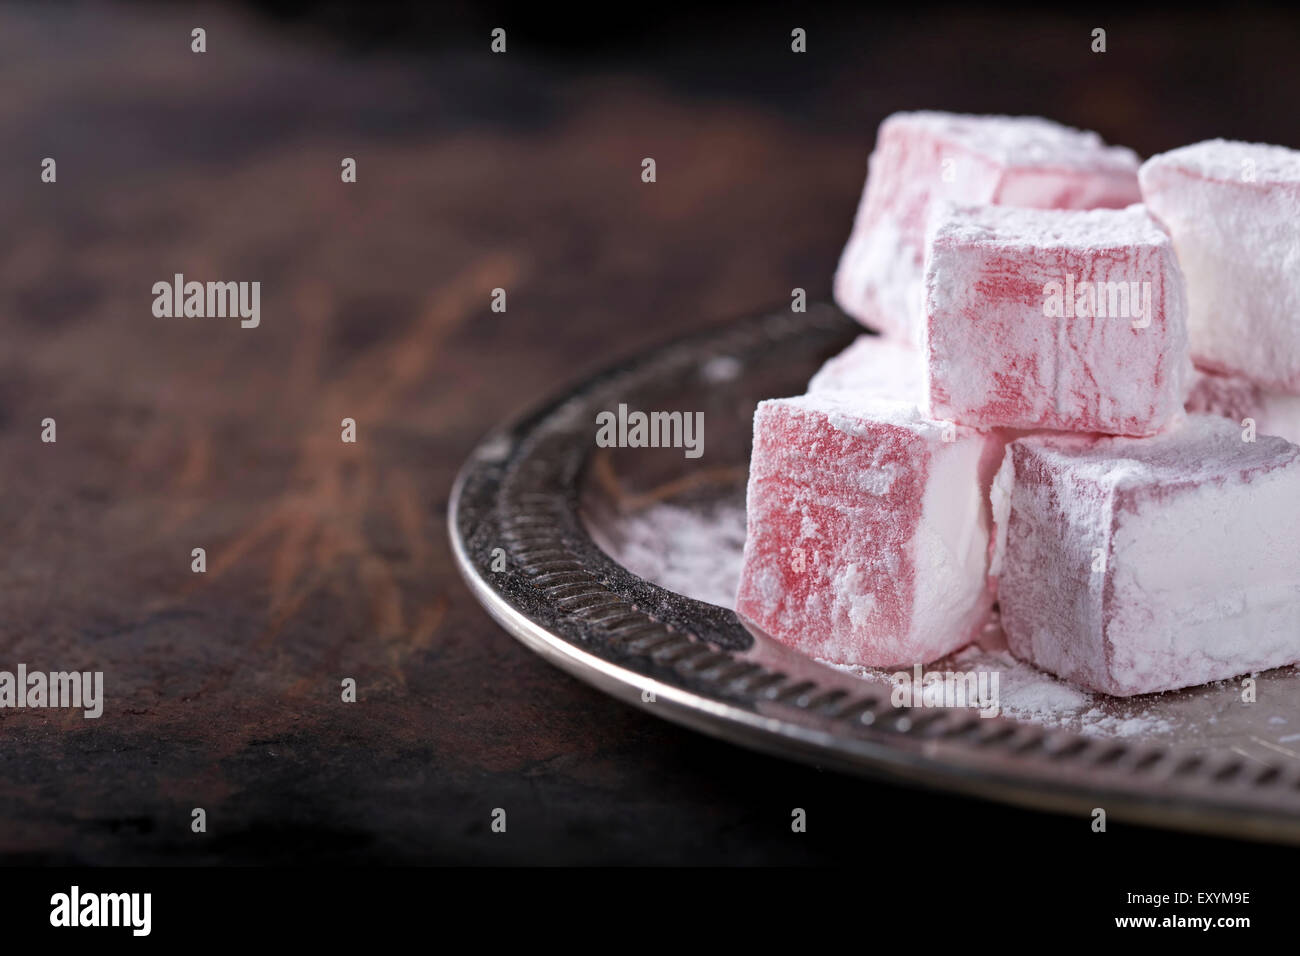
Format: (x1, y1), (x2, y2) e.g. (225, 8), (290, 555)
(449, 303), (1300, 843)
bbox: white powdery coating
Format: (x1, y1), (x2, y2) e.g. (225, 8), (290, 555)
(599, 507), (1189, 735)
(895, 111), (1140, 173)
(734, 393), (997, 667)
(836, 214), (921, 342)
(949, 646), (1093, 719)
(1139, 139), (1300, 393)
(1011, 412), (1295, 484)
(1185, 365), (1300, 445)
(781, 391), (937, 435)
(1144, 138), (1300, 186)
(1185, 365), (1261, 422)
(924, 202), (1191, 435)
(807, 335), (926, 403)
(588, 501), (747, 610)
(833, 111), (1142, 346)
(831, 641), (1176, 738)
(996, 415), (1300, 696)
(930, 201), (1170, 248)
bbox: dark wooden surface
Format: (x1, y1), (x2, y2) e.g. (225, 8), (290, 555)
(2, 3), (1298, 865)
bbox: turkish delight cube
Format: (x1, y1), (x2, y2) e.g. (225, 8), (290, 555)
(1140, 140), (1300, 393)
(1185, 365), (1261, 423)
(991, 415), (1300, 696)
(834, 111), (1141, 345)
(924, 202), (1191, 435)
(807, 334), (925, 403)
(1186, 366), (1300, 446)
(735, 393), (1003, 667)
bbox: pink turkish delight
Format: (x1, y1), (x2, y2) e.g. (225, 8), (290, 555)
(807, 334), (925, 402)
(834, 111), (1141, 345)
(1186, 366), (1300, 446)
(735, 393), (1002, 667)
(923, 202), (1191, 435)
(1184, 365), (1261, 422)
(991, 416), (1300, 696)
(1140, 140), (1300, 393)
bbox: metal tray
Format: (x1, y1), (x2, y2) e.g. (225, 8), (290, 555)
(449, 302), (1300, 844)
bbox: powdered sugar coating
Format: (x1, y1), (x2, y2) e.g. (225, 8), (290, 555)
(1140, 140), (1300, 393)
(1185, 366), (1300, 445)
(931, 201), (1170, 248)
(995, 415), (1300, 696)
(806, 335), (926, 402)
(834, 111), (1142, 346)
(924, 202), (1191, 435)
(735, 394), (1000, 667)
(1185, 365), (1261, 422)
(1143, 138), (1300, 186)
(894, 111), (1140, 173)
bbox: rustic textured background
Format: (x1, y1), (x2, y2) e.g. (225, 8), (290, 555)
(2, 2), (1298, 864)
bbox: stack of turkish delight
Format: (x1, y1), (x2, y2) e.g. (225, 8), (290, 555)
(736, 112), (1300, 696)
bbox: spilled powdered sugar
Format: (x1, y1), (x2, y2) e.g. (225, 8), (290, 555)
(824, 632), (1175, 738)
(600, 500), (1179, 738)
(591, 501), (749, 611)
